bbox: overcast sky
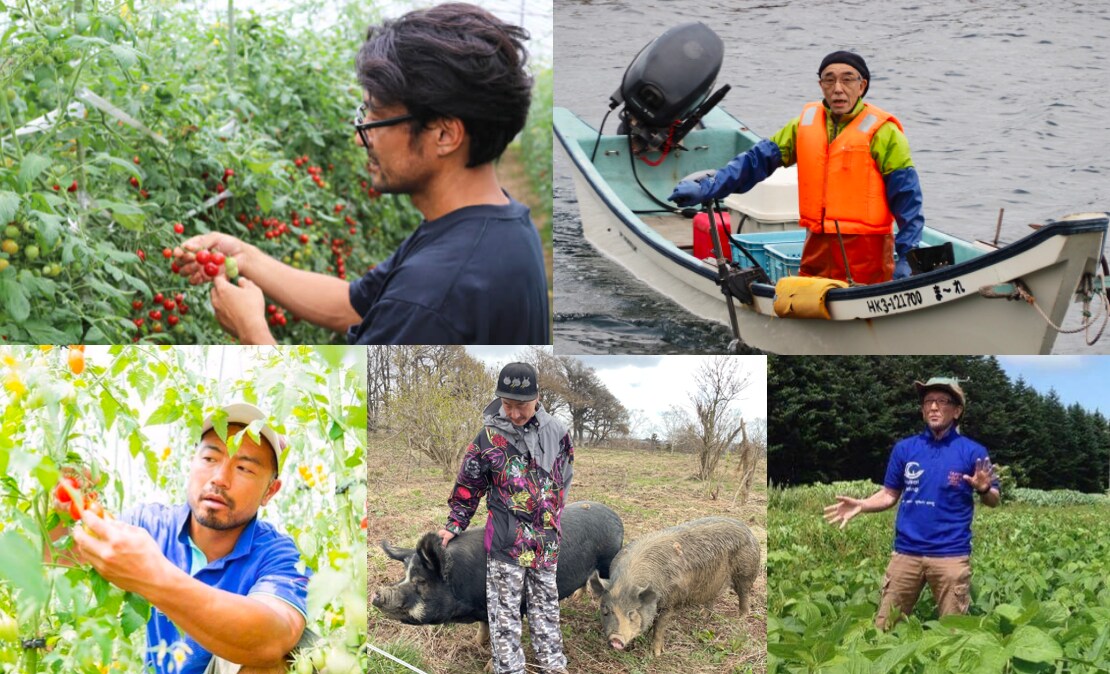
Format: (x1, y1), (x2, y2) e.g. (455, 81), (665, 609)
(465, 348), (768, 434)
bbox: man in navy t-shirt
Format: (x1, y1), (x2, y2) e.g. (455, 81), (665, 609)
(823, 377), (1000, 629)
(173, 4), (549, 345)
(63, 403), (310, 673)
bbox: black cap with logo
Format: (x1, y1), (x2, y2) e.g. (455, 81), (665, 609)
(496, 362), (538, 401)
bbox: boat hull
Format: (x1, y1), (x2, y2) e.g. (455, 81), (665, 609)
(555, 107), (1109, 355)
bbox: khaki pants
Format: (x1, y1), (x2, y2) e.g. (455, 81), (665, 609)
(875, 552), (971, 630)
(202, 628), (319, 674)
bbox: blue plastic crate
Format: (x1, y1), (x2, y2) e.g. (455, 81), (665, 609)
(731, 230), (805, 270)
(764, 241), (806, 281)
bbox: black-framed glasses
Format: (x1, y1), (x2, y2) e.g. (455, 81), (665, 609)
(353, 104), (415, 144)
(922, 397), (956, 408)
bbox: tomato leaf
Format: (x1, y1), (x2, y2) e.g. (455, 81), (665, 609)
(1007, 625), (1063, 664)
(0, 191), (20, 224)
(327, 420), (344, 441)
(0, 532), (47, 612)
(0, 275), (31, 322)
(120, 592), (151, 637)
(17, 154), (51, 189)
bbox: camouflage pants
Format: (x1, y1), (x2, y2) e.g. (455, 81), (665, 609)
(486, 557), (567, 674)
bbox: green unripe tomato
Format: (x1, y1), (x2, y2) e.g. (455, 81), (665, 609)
(4, 89), (14, 103)
(0, 614), (17, 642)
(4, 225), (20, 239)
(24, 245), (39, 260)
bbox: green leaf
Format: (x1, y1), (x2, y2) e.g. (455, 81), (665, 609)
(22, 320), (74, 344)
(306, 566), (347, 619)
(93, 153), (143, 180)
(108, 44), (139, 69)
(256, 188), (273, 213)
(1007, 625), (1063, 664)
(0, 191), (20, 224)
(18, 154), (52, 188)
(869, 641), (921, 674)
(146, 389), (182, 426)
(327, 420), (344, 441)
(0, 532), (47, 612)
(315, 345), (346, 369)
(0, 276), (31, 322)
(100, 389), (120, 430)
(120, 593), (150, 637)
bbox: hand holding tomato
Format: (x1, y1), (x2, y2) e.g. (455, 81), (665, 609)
(210, 275), (275, 345)
(174, 233), (250, 285)
(71, 509), (168, 596)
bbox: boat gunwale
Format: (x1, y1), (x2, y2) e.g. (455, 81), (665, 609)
(554, 106), (1108, 307)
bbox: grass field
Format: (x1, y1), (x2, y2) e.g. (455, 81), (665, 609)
(368, 436), (767, 674)
(768, 482), (1110, 674)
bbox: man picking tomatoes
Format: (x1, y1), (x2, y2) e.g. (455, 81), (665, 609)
(174, 3), (548, 345)
(55, 403), (311, 674)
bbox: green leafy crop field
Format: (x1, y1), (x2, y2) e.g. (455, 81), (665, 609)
(768, 483), (1110, 674)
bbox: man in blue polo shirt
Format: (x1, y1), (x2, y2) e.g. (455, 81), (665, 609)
(69, 403), (310, 673)
(823, 377), (1000, 629)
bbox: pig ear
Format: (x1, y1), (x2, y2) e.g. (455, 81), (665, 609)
(416, 534), (444, 576)
(588, 570), (609, 597)
(637, 586), (659, 608)
(381, 541), (416, 561)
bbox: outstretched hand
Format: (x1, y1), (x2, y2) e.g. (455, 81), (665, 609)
(437, 529), (455, 548)
(962, 458), (996, 493)
(823, 495), (863, 529)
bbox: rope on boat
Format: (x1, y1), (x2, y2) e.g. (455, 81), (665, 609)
(978, 272), (1110, 345)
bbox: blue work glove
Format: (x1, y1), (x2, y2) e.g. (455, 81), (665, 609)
(669, 178), (713, 207)
(893, 255), (912, 280)
(669, 139), (784, 208)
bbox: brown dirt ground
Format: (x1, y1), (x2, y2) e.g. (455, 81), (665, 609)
(368, 435), (767, 674)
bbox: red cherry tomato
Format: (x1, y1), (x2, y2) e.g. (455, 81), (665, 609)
(204, 262), (219, 277)
(173, 222), (184, 234)
(211, 251), (226, 265)
(54, 477), (80, 504)
(153, 293), (164, 304)
(195, 250), (212, 265)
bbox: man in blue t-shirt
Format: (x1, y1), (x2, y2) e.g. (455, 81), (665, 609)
(172, 4), (549, 345)
(823, 377), (1000, 629)
(62, 403), (311, 674)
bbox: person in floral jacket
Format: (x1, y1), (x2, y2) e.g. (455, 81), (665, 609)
(437, 362), (574, 674)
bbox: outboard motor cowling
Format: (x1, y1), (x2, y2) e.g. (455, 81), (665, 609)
(611, 22), (727, 154)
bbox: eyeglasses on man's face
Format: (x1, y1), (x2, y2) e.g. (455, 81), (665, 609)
(353, 103), (416, 144)
(818, 75), (863, 88)
(922, 397), (956, 408)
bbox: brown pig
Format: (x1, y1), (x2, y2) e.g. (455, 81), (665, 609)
(588, 516), (759, 656)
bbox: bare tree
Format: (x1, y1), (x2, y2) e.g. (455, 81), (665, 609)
(625, 409), (650, 440)
(690, 356), (751, 480)
(660, 404), (693, 455)
(384, 346), (492, 476)
(367, 346), (393, 432)
(732, 417), (766, 506)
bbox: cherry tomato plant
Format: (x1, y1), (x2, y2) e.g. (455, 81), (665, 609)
(0, 1), (423, 344)
(0, 345), (368, 673)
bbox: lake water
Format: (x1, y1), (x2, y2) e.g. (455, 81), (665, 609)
(553, 0), (1110, 354)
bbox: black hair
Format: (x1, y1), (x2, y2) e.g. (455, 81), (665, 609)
(356, 3), (533, 167)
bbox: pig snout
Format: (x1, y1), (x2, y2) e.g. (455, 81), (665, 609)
(609, 637), (626, 650)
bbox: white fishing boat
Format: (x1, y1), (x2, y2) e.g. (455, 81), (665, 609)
(554, 23), (1109, 355)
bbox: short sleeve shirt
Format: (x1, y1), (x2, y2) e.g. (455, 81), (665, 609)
(122, 504), (310, 674)
(883, 426), (999, 557)
(346, 198), (549, 344)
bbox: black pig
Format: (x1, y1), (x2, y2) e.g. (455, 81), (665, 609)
(371, 501), (624, 632)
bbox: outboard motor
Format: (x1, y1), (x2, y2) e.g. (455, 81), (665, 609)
(611, 22), (729, 155)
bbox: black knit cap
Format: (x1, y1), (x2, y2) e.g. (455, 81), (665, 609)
(496, 362), (538, 401)
(818, 50), (870, 97)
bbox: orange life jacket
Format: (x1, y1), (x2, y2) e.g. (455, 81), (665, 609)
(796, 101), (904, 235)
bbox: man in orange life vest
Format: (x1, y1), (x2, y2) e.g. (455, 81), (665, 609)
(669, 51), (924, 284)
